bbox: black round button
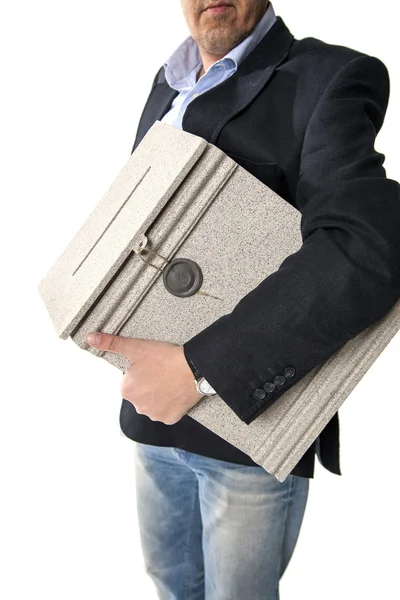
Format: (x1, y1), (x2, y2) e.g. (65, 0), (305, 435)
(283, 367), (296, 378)
(273, 375), (286, 387)
(252, 388), (266, 401)
(263, 382), (276, 393)
(163, 258), (203, 298)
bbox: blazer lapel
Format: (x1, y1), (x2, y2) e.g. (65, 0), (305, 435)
(132, 16), (294, 152)
(182, 16), (294, 144)
(131, 82), (179, 153)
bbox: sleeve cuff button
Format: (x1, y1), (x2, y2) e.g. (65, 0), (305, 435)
(283, 367), (296, 378)
(252, 388), (267, 400)
(263, 382), (276, 393)
(274, 375), (286, 386)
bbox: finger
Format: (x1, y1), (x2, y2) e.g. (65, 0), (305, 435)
(86, 332), (135, 358)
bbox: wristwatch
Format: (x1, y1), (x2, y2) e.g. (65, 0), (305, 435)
(185, 354), (217, 397)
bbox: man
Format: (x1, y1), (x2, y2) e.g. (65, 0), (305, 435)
(86, 1), (400, 598)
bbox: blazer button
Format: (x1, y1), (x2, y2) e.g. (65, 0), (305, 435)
(273, 375), (286, 387)
(283, 366), (296, 378)
(263, 382), (276, 393)
(252, 388), (266, 401)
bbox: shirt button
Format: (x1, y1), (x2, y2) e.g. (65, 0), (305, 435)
(273, 375), (286, 387)
(283, 367), (296, 378)
(252, 388), (266, 401)
(192, 92), (199, 99)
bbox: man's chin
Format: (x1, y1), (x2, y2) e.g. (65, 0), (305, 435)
(199, 30), (244, 52)
(198, 38), (232, 55)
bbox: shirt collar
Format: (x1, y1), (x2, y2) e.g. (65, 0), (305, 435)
(163, 1), (276, 91)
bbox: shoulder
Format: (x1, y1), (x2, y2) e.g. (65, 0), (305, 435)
(287, 34), (389, 85)
(281, 33), (390, 117)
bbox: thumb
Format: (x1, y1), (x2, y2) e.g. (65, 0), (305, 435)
(86, 331), (134, 358)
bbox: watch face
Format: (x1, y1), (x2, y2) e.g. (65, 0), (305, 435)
(199, 378), (216, 395)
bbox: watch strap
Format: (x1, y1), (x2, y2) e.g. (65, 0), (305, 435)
(185, 353), (202, 380)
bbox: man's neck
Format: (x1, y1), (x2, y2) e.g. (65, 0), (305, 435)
(196, 65), (205, 82)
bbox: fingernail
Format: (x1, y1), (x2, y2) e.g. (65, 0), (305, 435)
(87, 333), (101, 346)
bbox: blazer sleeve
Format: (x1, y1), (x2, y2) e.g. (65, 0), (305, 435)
(182, 54), (400, 425)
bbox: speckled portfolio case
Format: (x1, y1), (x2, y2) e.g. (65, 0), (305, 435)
(38, 121), (400, 482)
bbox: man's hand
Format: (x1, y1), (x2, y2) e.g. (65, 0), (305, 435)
(86, 332), (205, 425)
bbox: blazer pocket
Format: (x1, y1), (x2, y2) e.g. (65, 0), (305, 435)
(225, 152), (287, 197)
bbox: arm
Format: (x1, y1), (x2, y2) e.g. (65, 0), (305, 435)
(183, 54), (400, 425)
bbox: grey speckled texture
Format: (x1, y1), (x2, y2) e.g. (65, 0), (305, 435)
(38, 121), (400, 482)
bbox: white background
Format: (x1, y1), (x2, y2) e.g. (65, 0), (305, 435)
(1, 1), (399, 598)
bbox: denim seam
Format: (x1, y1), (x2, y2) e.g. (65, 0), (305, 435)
(274, 476), (295, 593)
(183, 468), (199, 600)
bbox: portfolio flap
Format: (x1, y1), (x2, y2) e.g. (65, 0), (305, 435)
(38, 121), (208, 339)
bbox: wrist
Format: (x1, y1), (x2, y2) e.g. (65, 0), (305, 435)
(182, 347), (217, 397)
(183, 347), (217, 396)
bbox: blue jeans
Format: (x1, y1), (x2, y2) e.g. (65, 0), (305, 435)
(134, 442), (310, 600)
